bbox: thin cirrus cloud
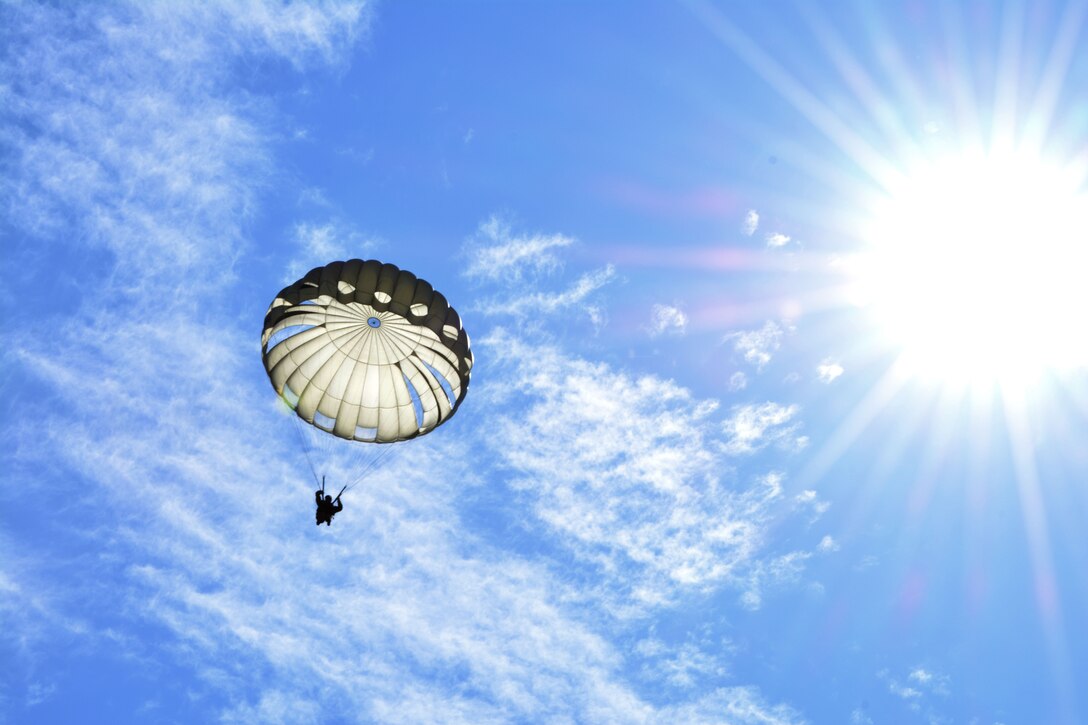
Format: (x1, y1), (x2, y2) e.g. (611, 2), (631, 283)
(467, 216), (616, 320)
(0, 4), (809, 724)
(2, 2), (365, 281)
(463, 214), (575, 281)
(474, 265), (617, 319)
(284, 219), (380, 282)
(479, 330), (813, 610)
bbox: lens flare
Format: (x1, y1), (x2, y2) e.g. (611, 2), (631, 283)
(853, 149), (1088, 387)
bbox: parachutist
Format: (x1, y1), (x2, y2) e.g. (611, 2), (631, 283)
(315, 476), (344, 526)
(315, 491), (343, 525)
(263, 259), (472, 519)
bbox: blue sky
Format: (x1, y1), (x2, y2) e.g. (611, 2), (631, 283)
(3, 1), (1088, 723)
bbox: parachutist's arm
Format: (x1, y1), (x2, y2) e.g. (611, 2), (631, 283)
(333, 499), (343, 513)
(315, 490), (323, 504)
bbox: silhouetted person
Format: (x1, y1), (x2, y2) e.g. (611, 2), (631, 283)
(315, 476), (344, 526)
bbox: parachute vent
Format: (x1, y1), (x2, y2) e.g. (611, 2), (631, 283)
(402, 373), (425, 429)
(422, 360), (457, 408)
(282, 385), (300, 409)
(265, 324), (315, 350)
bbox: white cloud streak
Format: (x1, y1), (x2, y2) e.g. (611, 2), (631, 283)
(481, 332), (810, 611)
(464, 215), (575, 281)
(466, 216), (615, 322)
(723, 402), (803, 455)
(284, 219), (379, 282)
(475, 265), (616, 319)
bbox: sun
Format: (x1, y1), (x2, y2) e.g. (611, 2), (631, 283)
(852, 148), (1088, 388)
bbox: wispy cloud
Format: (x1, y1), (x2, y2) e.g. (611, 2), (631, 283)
(284, 219), (379, 282)
(850, 708), (874, 724)
(25, 683), (57, 708)
(738, 549), (811, 610)
(464, 215), (575, 281)
(723, 402), (804, 455)
(727, 321), (787, 370)
(887, 679), (923, 702)
(465, 216), (615, 322)
(854, 555), (879, 572)
(636, 637), (730, 689)
(793, 489), (830, 522)
(659, 687), (804, 725)
(908, 667), (951, 696)
(879, 666), (951, 720)
(648, 303), (688, 337)
(0, 544), (87, 714)
(816, 359), (844, 383)
(476, 265), (616, 319)
(742, 209), (760, 236)
(481, 331), (812, 610)
(765, 232), (791, 248)
(2, 3), (366, 285)
(297, 187), (332, 207)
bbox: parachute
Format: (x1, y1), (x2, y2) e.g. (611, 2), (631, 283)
(261, 259), (472, 489)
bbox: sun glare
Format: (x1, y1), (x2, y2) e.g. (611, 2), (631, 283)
(854, 149), (1088, 387)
